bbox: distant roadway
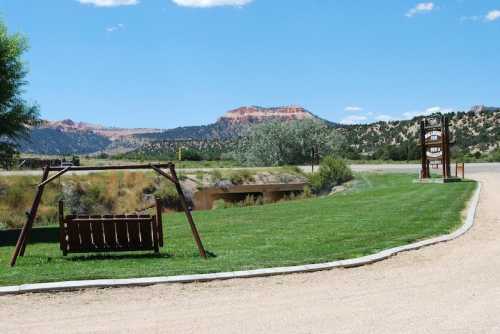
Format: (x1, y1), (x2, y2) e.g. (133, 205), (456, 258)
(1, 162), (499, 176)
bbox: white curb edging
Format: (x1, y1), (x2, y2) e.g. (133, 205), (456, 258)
(0, 183), (481, 296)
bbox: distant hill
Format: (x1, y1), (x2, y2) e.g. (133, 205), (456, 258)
(14, 105), (499, 158)
(18, 128), (112, 155)
(336, 108), (499, 159)
(137, 106), (326, 141)
(16, 119), (162, 155)
(41, 119), (163, 140)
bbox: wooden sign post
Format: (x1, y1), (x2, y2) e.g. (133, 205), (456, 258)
(419, 116), (453, 180)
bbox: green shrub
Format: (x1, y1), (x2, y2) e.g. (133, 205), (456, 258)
(301, 185), (313, 199)
(308, 173), (323, 194)
(181, 148), (203, 161)
(309, 156), (353, 193)
(195, 171), (204, 181)
(209, 169), (223, 184)
(488, 149), (500, 162)
(229, 170), (255, 185)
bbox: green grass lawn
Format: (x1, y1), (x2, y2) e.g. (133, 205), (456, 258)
(0, 173), (476, 286)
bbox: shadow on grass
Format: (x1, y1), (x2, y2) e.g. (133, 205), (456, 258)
(0, 227), (59, 246)
(205, 250), (217, 258)
(65, 252), (172, 262)
(65, 250), (217, 262)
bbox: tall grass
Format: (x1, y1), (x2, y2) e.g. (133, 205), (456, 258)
(0, 172), (179, 229)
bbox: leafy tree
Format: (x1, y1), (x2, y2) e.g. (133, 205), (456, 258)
(0, 143), (17, 169)
(235, 119), (344, 166)
(181, 148), (203, 161)
(0, 20), (40, 168)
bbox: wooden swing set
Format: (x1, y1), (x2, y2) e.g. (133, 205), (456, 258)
(9, 163), (207, 267)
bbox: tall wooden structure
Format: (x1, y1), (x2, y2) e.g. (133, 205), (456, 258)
(10, 163), (207, 267)
(419, 116), (452, 179)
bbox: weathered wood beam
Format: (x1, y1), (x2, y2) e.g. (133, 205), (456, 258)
(48, 163), (173, 172)
(10, 166), (50, 266)
(156, 197), (164, 248)
(38, 166), (71, 187)
(150, 164), (175, 183)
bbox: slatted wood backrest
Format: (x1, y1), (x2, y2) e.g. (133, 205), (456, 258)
(63, 215), (159, 252)
(59, 201), (163, 255)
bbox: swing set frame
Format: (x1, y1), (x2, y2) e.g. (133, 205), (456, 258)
(9, 162), (207, 267)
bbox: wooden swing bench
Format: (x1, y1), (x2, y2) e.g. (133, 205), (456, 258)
(58, 200), (164, 255)
(10, 163), (207, 267)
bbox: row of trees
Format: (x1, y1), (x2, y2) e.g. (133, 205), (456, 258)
(230, 121), (499, 166)
(0, 19), (40, 168)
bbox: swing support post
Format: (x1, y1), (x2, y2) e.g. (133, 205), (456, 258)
(150, 164), (207, 258)
(10, 166), (50, 266)
(168, 164), (207, 258)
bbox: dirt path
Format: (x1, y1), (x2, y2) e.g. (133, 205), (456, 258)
(1, 170), (499, 333)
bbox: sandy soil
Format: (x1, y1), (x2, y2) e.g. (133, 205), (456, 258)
(1, 169), (499, 334)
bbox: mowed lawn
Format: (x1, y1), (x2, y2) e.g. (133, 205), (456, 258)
(0, 173), (476, 286)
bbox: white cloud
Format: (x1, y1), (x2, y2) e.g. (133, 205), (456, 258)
(78, 0), (139, 7)
(106, 23), (125, 32)
(340, 115), (368, 125)
(344, 106), (363, 112)
(425, 106), (453, 114)
(375, 115), (393, 122)
(406, 2), (435, 18)
(461, 10), (500, 23)
(402, 106), (453, 119)
(486, 10), (500, 22)
(171, 0), (253, 8)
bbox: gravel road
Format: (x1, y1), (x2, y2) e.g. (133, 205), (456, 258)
(1, 164), (499, 333)
(1, 162), (499, 176)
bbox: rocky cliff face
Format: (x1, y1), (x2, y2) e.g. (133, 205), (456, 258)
(218, 106), (315, 124)
(44, 119), (104, 132)
(41, 119), (162, 140)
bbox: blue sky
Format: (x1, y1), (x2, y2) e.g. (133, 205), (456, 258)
(0, 0), (499, 128)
